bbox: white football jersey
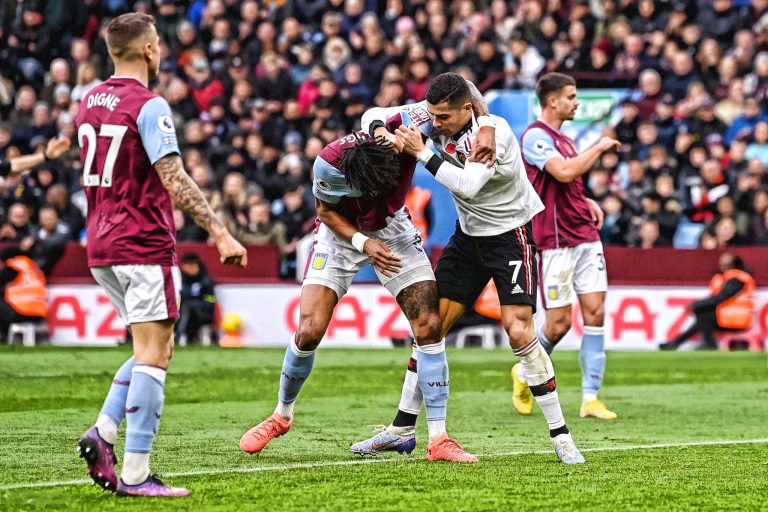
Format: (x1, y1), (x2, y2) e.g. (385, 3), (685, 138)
(429, 112), (544, 236)
(362, 103), (544, 236)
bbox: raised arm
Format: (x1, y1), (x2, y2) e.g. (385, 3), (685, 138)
(0, 137), (71, 177)
(155, 154), (247, 267)
(465, 80), (496, 167)
(543, 137), (620, 183)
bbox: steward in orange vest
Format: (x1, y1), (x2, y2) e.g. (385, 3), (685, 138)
(660, 253), (756, 350)
(0, 252), (48, 339)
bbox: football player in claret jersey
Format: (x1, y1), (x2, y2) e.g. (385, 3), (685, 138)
(74, 13), (246, 497)
(238, 129), (477, 462)
(519, 72), (620, 420)
(352, 73), (584, 464)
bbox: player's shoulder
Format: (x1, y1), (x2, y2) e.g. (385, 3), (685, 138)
(401, 101), (431, 126)
(319, 132), (358, 167)
(521, 126), (555, 149)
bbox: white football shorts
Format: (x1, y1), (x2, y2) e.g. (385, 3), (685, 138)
(91, 264), (182, 324)
(538, 240), (608, 309)
(303, 207), (435, 299)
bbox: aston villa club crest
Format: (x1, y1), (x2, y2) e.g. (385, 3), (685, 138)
(311, 253), (328, 270)
(547, 286), (559, 300)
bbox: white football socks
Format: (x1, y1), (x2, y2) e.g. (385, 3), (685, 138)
(95, 414), (118, 445)
(121, 452), (150, 485)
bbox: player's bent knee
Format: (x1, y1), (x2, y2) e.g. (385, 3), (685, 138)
(551, 319), (571, 340)
(583, 308), (605, 327)
(412, 314), (441, 346)
(296, 318), (327, 351)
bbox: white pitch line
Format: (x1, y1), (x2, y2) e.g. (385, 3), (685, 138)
(2, 438), (766, 492)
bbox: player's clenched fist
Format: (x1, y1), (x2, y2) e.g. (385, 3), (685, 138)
(215, 231), (248, 267)
(597, 136), (620, 153)
(362, 239), (402, 277)
(395, 125), (426, 156)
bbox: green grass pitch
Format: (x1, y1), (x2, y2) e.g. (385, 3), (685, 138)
(0, 346), (766, 511)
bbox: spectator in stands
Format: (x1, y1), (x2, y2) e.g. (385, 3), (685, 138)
(745, 121), (768, 165)
(725, 96), (768, 146)
(664, 51), (700, 103)
(71, 61), (102, 103)
(660, 253), (755, 350)
(683, 159), (731, 224)
(600, 192), (629, 246)
(7, 3), (50, 84)
(45, 184), (84, 240)
(20, 204), (69, 274)
(744, 51), (768, 102)
(636, 219), (664, 249)
(697, 0), (741, 44)
(219, 172), (248, 233)
(504, 30), (545, 90)
(0, 248), (48, 341)
(614, 32), (652, 79)
(41, 59), (72, 106)
(0, 203), (33, 242)
(187, 56), (224, 114)
(234, 201), (287, 254)
(636, 68), (663, 121)
(8, 86), (36, 131)
(176, 253), (217, 345)
(689, 100), (727, 144)
(754, 204), (768, 244)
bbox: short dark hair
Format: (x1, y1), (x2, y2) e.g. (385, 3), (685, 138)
(106, 12), (156, 61)
(535, 72), (576, 106)
(340, 134), (401, 194)
(426, 72), (470, 108)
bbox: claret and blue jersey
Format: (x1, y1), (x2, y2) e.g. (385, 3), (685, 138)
(75, 76), (182, 267)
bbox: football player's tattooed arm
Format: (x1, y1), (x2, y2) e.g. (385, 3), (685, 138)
(466, 80), (496, 166)
(155, 154), (247, 266)
(315, 198), (402, 277)
(155, 154), (223, 234)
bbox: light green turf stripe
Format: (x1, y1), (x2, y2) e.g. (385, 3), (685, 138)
(2, 438), (766, 491)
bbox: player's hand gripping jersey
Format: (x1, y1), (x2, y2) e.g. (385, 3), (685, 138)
(362, 102), (544, 236)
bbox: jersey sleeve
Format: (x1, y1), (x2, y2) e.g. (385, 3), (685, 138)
(136, 96), (181, 165)
(521, 127), (559, 172)
(312, 156), (356, 204)
(491, 117), (516, 167)
(388, 101), (433, 139)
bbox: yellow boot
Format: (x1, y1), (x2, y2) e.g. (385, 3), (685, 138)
(511, 363), (533, 415)
(579, 399), (618, 420)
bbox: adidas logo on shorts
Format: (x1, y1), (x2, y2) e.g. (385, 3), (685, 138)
(511, 284), (525, 294)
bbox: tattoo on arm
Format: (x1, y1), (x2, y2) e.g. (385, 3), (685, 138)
(154, 154), (223, 234)
(466, 80), (489, 117)
(396, 281), (439, 321)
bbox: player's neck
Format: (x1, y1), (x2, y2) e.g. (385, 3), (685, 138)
(538, 111), (563, 132)
(112, 63), (150, 88)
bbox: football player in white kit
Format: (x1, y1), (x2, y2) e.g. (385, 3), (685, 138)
(351, 72), (584, 464)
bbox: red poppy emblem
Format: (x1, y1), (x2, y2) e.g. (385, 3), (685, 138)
(445, 143), (456, 153)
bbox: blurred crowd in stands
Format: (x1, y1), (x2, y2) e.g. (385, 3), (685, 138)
(0, 0), (767, 276)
